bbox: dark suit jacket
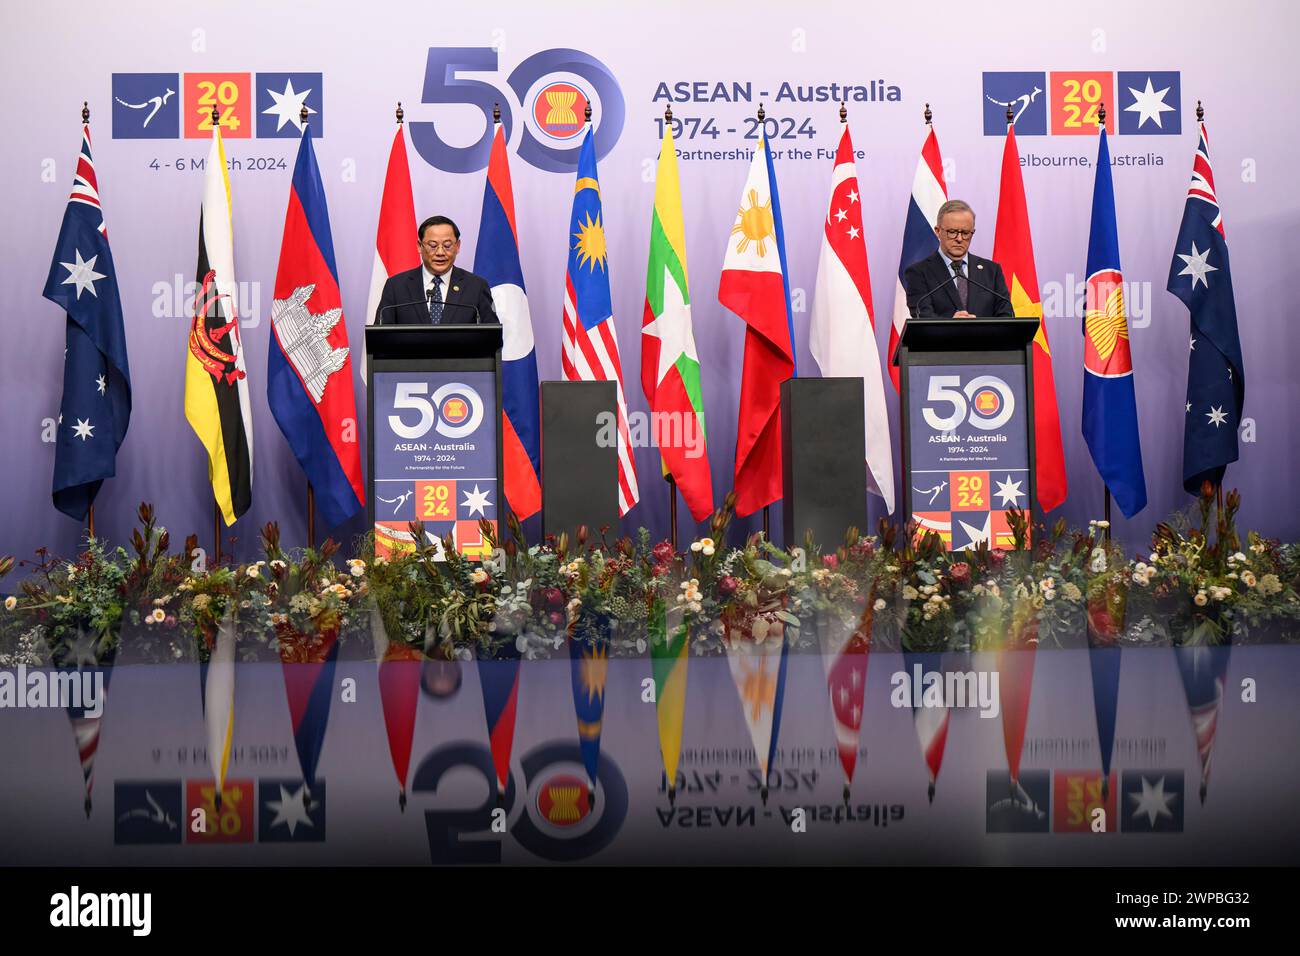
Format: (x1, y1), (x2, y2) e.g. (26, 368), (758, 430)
(374, 265), (500, 325)
(903, 251), (1015, 318)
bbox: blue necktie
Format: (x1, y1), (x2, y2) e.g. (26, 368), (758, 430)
(429, 276), (444, 324)
(952, 260), (968, 310)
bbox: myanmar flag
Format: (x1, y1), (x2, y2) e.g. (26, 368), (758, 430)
(993, 122), (1067, 513)
(641, 121), (712, 521)
(185, 119), (253, 525)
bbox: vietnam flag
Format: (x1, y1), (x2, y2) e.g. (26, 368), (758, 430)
(992, 122), (1068, 512)
(719, 133), (795, 517)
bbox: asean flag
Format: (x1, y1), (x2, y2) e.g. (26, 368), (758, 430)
(268, 125), (365, 528)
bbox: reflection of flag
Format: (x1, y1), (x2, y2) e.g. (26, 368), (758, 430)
(810, 123), (895, 513)
(201, 614), (237, 801)
(561, 125), (639, 515)
(371, 608), (422, 808)
(641, 121), (713, 521)
(55, 636), (116, 818)
(998, 646), (1035, 784)
(903, 651), (950, 801)
(278, 632), (339, 794)
(42, 122), (132, 520)
(890, 123), (947, 392)
(1174, 644), (1230, 803)
(724, 635), (789, 791)
(268, 125), (365, 528)
(819, 611), (870, 792)
(1082, 127), (1146, 517)
(648, 601), (689, 797)
(993, 121), (1067, 512)
(477, 120), (541, 520)
(568, 629), (610, 788)
(477, 649), (522, 799)
(363, 122), (419, 378)
(185, 120), (253, 526)
(719, 134), (795, 517)
(1167, 121), (1244, 494)
(1088, 645), (1121, 790)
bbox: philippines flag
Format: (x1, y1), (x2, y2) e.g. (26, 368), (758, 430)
(1168, 120), (1244, 494)
(363, 122), (419, 379)
(1082, 126), (1147, 517)
(267, 125), (365, 528)
(889, 124), (947, 391)
(476, 121), (541, 520)
(561, 124), (639, 515)
(279, 632), (340, 799)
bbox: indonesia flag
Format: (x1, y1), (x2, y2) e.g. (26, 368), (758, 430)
(476, 121), (541, 520)
(561, 123), (639, 515)
(889, 123), (947, 391)
(267, 124), (365, 528)
(362, 122), (419, 379)
(719, 133), (795, 518)
(810, 122), (895, 514)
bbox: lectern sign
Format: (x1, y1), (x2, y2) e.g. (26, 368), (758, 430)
(371, 369), (498, 558)
(907, 363), (1030, 550)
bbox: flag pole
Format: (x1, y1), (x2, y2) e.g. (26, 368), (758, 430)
(79, 101), (97, 544)
(1095, 102), (1114, 546)
(295, 103), (319, 550)
(213, 503), (222, 564)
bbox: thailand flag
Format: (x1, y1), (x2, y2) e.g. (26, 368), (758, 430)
(476, 121), (541, 520)
(267, 125), (365, 528)
(889, 124), (947, 391)
(1082, 126), (1146, 517)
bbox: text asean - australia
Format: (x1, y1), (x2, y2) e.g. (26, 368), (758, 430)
(0, 665), (104, 717)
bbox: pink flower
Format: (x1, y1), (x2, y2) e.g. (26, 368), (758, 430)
(718, 575), (739, 596)
(548, 610), (565, 627)
(949, 563), (971, 587)
(652, 540), (676, 565)
(544, 587), (565, 610)
(822, 554), (839, 570)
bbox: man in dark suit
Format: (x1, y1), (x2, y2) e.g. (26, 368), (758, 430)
(903, 199), (1015, 318)
(374, 215), (499, 325)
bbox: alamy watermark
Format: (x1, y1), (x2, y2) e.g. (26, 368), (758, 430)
(0, 666), (104, 717)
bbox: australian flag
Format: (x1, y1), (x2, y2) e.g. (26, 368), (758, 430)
(1082, 127), (1146, 516)
(1168, 121), (1244, 494)
(42, 125), (131, 520)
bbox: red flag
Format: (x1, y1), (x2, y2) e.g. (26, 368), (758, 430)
(993, 123), (1068, 512)
(364, 125), (420, 348)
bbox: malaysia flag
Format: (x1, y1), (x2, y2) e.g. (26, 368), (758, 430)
(476, 120), (541, 520)
(889, 122), (947, 391)
(267, 124), (365, 528)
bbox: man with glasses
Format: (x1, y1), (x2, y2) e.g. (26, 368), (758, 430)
(903, 199), (1014, 318)
(374, 216), (499, 325)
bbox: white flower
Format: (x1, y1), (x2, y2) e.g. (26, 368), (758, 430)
(702, 546), (715, 557)
(1241, 570), (1257, 588)
(470, 568), (489, 584)
(1194, 591), (1208, 607)
(781, 568), (792, 577)
(350, 565), (365, 578)
(1089, 548), (1108, 574)
(885, 565), (899, 573)
(1226, 572), (1238, 580)
(149, 608), (166, 624)
(690, 541), (702, 552)
(1149, 552), (1159, 564)
(922, 610), (934, 622)
(4, 596), (17, 611)
(373, 555), (388, 566)
(1229, 551), (1247, 565)
(1096, 520), (1110, 529)
(1039, 577), (1055, 593)
(1250, 542), (1267, 555)
(1043, 588), (1056, 601)
(873, 598), (886, 612)
(246, 565), (261, 579)
(271, 559), (288, 571)
(902, 585), (919, 601)
(927, 593), (943, 605)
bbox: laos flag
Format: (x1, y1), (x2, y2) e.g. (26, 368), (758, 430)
(268, 125), (365, 528)
(1082, 126), (1146, 518)
(476, 121), (541, 519)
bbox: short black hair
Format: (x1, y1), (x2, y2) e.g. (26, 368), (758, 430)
(418, 215), (460, 241)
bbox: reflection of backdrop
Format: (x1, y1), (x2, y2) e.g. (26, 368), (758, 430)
(3, 0), (1297, 561)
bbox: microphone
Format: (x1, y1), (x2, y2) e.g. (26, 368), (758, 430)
(910, 263), (1014, 316)
(435, 301), (482, 323)
(962, 267), (1014, 313)
(373, 295), (480, 325)
(910, 272), (959, 317)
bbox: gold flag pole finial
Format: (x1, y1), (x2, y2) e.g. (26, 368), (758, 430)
(1097, 101), (1106, 128)
(664, 103), (673, 123)
(395, 101), (404, 125)
(839, 101), (847, 124)
(81, 101), (90, 124)
(924, 102), (932, 125)
(584, 101), (593, 124)
(211, 103), (220, 129)
(1006, 102), (1014, 125)
(300, 104), (310, 128)
(1196, 99), (1205, 123)
(493, 102), (501, 124)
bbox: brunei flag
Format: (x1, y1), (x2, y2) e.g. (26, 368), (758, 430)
(648, 600), (689, 801)
(641, 119), (713, 521)
(993, 121), (1067, 513)
(186, 120), (253, 525)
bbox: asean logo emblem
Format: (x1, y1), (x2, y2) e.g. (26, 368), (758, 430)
(1083, 269), (1133, 377)
(532, 81), (589, 141)
(430, 382), (484, 438)
(972, 388), (1002, 417)
(536, 773), (592, 828)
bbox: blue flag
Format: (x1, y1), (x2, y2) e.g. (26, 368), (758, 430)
(42, 126), (131, 521)
(1082, 127), (1146, 516)
(1167, 122), (1244, 494)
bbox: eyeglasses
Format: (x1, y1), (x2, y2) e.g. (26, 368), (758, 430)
(421, 240), (458, 252)
(941, 229), (975, 240)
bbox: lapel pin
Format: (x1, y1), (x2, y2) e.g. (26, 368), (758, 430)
(976, 263), (984, 270)
(452, 285), (460, 293)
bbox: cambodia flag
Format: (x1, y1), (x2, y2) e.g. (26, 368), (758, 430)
(267, 125), (365, 528)
(476, 121), (541, 520)
(1082, 127), (1147, 517)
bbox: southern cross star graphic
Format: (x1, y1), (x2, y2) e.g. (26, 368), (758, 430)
(994, 475), (1024, 507)
(263, 78), (315, 132)
(266, 783), (317, 836)
(60, 249), (106, 300)
(1206, 405), (1229, 427)
(1177, 242), (1218, 290)
(1129, 775), (1179, 827)
(95, 374), (107, 395)
(72, 418), (95, 441)
(1124, 76), (1176, 129)
(461, 484), (492, 518)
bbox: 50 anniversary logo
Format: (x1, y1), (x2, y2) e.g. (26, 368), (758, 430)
(111, 47), (625, 174)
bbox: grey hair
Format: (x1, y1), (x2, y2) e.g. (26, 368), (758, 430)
(935, 199), (975, 226)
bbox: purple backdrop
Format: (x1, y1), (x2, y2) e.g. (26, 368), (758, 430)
(3, 0), (1297, 563)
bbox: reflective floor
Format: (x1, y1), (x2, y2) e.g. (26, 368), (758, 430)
(1, 645), (1296, 865)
